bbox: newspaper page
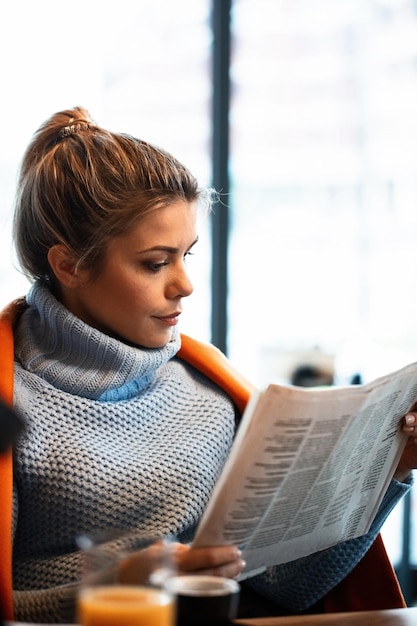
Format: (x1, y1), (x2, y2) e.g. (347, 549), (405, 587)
(193, 361), (417, 576)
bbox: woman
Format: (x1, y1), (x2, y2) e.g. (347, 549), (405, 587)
(2, 107), (417, 622)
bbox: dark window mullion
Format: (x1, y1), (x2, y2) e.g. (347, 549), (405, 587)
(210, 0), (231, 354)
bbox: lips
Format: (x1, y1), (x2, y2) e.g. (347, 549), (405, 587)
(158, 311), (181, 320)
(154, 312), (181, 326)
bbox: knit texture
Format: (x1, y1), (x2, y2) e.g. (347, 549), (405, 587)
(13, 283), (237, 622)
(11, 282), (411, 622)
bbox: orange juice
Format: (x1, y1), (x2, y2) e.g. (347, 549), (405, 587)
(78, 585), (175, 626)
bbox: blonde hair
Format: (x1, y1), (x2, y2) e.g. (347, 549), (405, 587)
(13, 106), (206, 285)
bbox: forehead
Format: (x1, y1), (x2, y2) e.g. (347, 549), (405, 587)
(142, 200), (197, 227)
(114, 200), (198, 248)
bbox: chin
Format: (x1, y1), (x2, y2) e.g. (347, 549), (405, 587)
(138, 333), (173, 350)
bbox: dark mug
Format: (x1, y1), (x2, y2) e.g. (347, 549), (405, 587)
(168, 575), (240, 625)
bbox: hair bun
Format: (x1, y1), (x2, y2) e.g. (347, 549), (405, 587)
(60, 120), (97, 138)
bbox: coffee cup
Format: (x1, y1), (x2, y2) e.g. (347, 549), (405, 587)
(168, 575), (240, 625)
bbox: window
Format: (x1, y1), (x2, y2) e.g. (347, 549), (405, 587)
(229, 0), (417, 388)
(228, 0), (417, 586)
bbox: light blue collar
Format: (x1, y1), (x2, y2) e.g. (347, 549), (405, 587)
(14, 282), (181, 401)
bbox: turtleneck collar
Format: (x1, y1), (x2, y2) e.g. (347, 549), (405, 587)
(14, 282), (181, 401)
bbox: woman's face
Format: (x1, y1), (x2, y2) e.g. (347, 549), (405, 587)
(61, 200), (198, 348)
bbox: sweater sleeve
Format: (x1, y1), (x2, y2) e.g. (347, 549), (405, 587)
(242, 476), (412, 612)
(13, 479), (78, 624)
(14, 584), (78, 624)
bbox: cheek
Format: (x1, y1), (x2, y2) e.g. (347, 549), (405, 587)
(124, 283), (156, 311)
(97, 267), (160, 312)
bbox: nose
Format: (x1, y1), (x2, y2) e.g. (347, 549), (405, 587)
(167, 263), (194, 299)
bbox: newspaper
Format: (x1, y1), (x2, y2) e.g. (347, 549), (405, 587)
(192, 362), (417, 577)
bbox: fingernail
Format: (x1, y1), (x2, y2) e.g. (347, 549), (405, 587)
(405, 414), (415, 425)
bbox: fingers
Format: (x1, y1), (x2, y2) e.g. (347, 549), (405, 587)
(175, 544), (246, 580)
(403, 413), (417, 439)
(394, 414), (417, 481)
(190, 558), (245, 580)
(119, 542), (247, 585)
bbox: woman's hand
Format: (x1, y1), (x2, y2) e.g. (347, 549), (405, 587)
(396, 411), (417, 481)
(118, 541), (245, 585)
(174, 543), (245, 580)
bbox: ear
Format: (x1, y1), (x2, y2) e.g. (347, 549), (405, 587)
(47, 244), (85, 288)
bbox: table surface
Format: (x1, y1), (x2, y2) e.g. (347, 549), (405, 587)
(234, 606), (417, 626)
(7, 607), (417, 626)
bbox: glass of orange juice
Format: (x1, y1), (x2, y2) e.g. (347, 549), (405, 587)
(77, 534), (176, 626)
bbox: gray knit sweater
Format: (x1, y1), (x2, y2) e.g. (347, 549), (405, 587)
(12, 282), (411, 623)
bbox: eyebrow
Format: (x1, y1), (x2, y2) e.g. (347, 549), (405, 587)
(139, 237), (199, 255)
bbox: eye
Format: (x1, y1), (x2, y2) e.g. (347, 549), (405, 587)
(145, 260), (169, 272)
